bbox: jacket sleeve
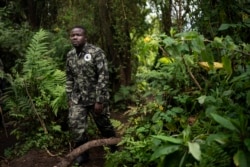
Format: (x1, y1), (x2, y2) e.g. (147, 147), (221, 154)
(65, 57), (74, 101)
(95, 51), (110, 103)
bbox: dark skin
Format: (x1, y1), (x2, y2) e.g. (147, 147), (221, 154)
(69, 27), (103, 114)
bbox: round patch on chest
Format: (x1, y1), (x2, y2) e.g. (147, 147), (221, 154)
(84, 54), (92, 61)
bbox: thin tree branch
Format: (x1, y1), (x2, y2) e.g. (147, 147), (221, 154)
(121, 0), (127, 20)
(54, 137), (121, 167)
(25, 82), (48, 134)
(159, 45), (169, 56)
(181, 55), (202, 90)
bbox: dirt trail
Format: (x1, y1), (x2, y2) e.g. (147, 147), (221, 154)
(0, 110), (126, 167)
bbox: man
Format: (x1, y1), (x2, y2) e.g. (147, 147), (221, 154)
(0, 58), (3, 127)
(0, 58), (4, 100)
(66, 25), (116, 165)
(0, 58), (3, 90)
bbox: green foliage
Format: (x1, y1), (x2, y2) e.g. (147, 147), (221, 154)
(2, 29), (69, 156)
(190, 0), (250, 43)
(0, 3), (32, 71)
(107, 31), (250, 167)
(200, 142), (231, 167)
(1, 1), (250, 166)
(150, 126), (202, 165)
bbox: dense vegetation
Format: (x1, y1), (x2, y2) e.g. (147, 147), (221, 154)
(0, 0), (250, 167)
(107, 31), (250, 167)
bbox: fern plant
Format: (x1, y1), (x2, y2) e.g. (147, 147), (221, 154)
(2, 29), (68, 155)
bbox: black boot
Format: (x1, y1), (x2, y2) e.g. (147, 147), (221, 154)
(109, 144), (118, 153)
(74, 152), (89, 165)
(74, 139), (89, 165)
(102, 131), (118, 153)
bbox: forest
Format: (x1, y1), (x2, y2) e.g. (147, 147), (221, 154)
(0, 0), (250, 167)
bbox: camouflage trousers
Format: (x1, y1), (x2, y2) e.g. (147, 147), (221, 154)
(68, 103), (116, 143)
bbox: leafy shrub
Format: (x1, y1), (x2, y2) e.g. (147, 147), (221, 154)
(107, 31), (250, 167)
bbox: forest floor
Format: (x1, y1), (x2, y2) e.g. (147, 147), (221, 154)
(0, 110), (127, 167)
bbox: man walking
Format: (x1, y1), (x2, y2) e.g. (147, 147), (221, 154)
(65, 25), (116, 165)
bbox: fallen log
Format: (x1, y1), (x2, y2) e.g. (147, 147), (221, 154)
(53, 137), (121, 167)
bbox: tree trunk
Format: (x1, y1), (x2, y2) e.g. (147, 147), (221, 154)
(161, 0), (172, 35)
(26, 0), (39, 28)
(98, 0), (120, 92)
(98, 0), (132, 94)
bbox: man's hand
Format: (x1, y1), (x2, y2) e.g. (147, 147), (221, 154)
(94, 102), (103, 114)
(68, 100), (73, 107)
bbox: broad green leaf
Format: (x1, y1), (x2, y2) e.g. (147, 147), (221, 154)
(170, 27), (176, 37)
(183, 126), (191, 142)
(211, 37), (224, 48)
(246, 91), (250, 107)
(179, 151), (188, 167)
(191, 36), (205, 54)
(158, 57), (174, 64)
(175, 31), (199, 40)
(222, 90), (233, 97)
(219, 24), (230, 31)
(233, 150), (249, 167)
(197, 95), (206, 104)
(210, 113), (239, 132)
(162, 37), (176, 46)
(201, 48), (214, 63)
(214, 37), (223, 44)
(205, 106), (218, 116)
(222, 56), (232, 75)
(188, 142), (201, 161)
(234, 151), (240, 166)
(206, 133), (229, 145)
(244, 138), (250, 151)
(230, 73), (248, 83)
(204, 96), (217, 103)
(150, 145), (180, 161)
(152, 135), (183, 144)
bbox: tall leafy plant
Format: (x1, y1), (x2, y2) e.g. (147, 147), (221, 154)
(2, 29), (68, 155)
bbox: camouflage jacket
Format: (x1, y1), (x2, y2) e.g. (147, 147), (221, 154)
(0, 58), (3, 71)
(66, 43), (110, 106)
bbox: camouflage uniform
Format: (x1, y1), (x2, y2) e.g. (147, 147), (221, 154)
(0, 59), (3, 71)
(0, 59), (4, 97)
(66, 43), (115, 144)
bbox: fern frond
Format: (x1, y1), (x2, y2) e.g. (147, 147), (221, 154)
(199, 142), (231, 167)
(23, 29), (55, 79)
(3, 79), (32, 118)
(4, 28), (66, 123)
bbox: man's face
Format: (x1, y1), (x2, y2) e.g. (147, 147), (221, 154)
(70, 28), (86, 48)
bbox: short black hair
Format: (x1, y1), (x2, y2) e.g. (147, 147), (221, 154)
(71, 25), (87, 34)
